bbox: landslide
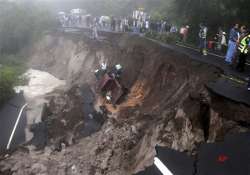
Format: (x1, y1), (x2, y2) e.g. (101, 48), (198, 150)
(1, 32), (250, 175)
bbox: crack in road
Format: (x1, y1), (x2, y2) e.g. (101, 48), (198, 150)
(192, 153), (199, 175)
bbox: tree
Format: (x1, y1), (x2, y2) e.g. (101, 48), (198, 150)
(0, 1), (56, 54)
(0, 66), (17, 106)
(0, 0), (56, 106)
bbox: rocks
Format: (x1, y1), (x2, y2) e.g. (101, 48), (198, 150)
(100, 150), (113, 170)
(208, 109), (249, 142)
(70, 165), (78, 174)
(164, 109), (204, 152)
(131, 125), (138, 135)
(31, 163), (47, 174)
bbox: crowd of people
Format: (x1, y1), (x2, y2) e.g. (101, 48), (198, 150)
(198, 23), (250, 90)
(58, 9), (250, 90)
(58, 9), (85, 27)
(225, 24), (250, 72)
(58, 9), (179, 35)
(224, 23), (250, 90)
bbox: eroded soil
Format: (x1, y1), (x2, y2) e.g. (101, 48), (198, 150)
(1, 32), (250, 175)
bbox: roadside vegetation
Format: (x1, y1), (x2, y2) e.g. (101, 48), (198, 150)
(0, 1), (56, 107)
(145, 32), (180, 44)
(0, 66), (18, 106)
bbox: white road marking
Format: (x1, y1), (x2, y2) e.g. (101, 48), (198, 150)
(6, 103), (28, 150)
(154, 157), (173, 175)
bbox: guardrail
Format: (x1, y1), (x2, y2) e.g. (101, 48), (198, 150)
(6, 103), (28, 150)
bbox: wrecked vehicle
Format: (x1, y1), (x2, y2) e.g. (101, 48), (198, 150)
(95, 64), (125, 105)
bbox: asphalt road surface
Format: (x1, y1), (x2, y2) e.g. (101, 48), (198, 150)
(136, 133), (250, 175)
(207, 77), (250, 106)
(0, 93), (27, 153)
(150, 40), (250, 105)
(135, 146), (194, 175)
(197, 132), (250, 175)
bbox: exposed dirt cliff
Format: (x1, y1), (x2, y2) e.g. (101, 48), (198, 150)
(1, 32), (249, 175)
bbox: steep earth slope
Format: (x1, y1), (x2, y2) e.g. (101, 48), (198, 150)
(0, 32), (249, 175)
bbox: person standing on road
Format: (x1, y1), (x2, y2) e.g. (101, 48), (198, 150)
(216, 27), (224, 51)
(183, 25), (189, 43)
(232, 25), (248, 66)
(170, 25), (178, 33)
(111, 16), (116, 31)
(199, 23), (208, 56)
(124, 18), (129, 32)
(236, 30), (250, 72)
(221, 32), (227, 52)
(92, 18), (99, 40)
(239, 26), (248, 41)
(180, 26), (185, 41)
(145, 20), (149, 33)
(225, 24), (240, 64)
(160, 21), (166, 33)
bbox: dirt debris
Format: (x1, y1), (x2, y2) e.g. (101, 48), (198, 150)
(0, 120), (141, 175)
(1, 33), (250, 175)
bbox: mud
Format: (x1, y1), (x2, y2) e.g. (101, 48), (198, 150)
(38, 85), (105, 148)
(1, 32), (250, 175)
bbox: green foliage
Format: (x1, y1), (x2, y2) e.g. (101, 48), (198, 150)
(150, 11), (164, 21)
(172, 0), (250, 29)
(0, 54), (27, 75)
(0, 53), (27, 105)
(0, 1), (56, 54)
(136, 0), (250, 45)
(158, 33), (180, 44)
(145, 32), (180, 44)
(0, 1), (54, 106)
(49, 0), (250, 29)
(50, 0), (133, 16)
(0, 66), (18, 106)
(0, 54), (26, 106)
(145, 32), (158, 39)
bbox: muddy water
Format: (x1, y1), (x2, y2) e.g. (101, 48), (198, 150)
(30, 84), (105, 149)
(78, 84), (105, 137)
(13, 69), (66, 149)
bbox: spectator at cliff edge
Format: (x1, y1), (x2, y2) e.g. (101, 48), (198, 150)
(225, 23), (240, 64)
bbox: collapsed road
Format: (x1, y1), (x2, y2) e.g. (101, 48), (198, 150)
(65, 27), (250, 105)
(136, 132), (250, 175)
(0, 93), (27, 153)
(0, 31), (250, 175)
